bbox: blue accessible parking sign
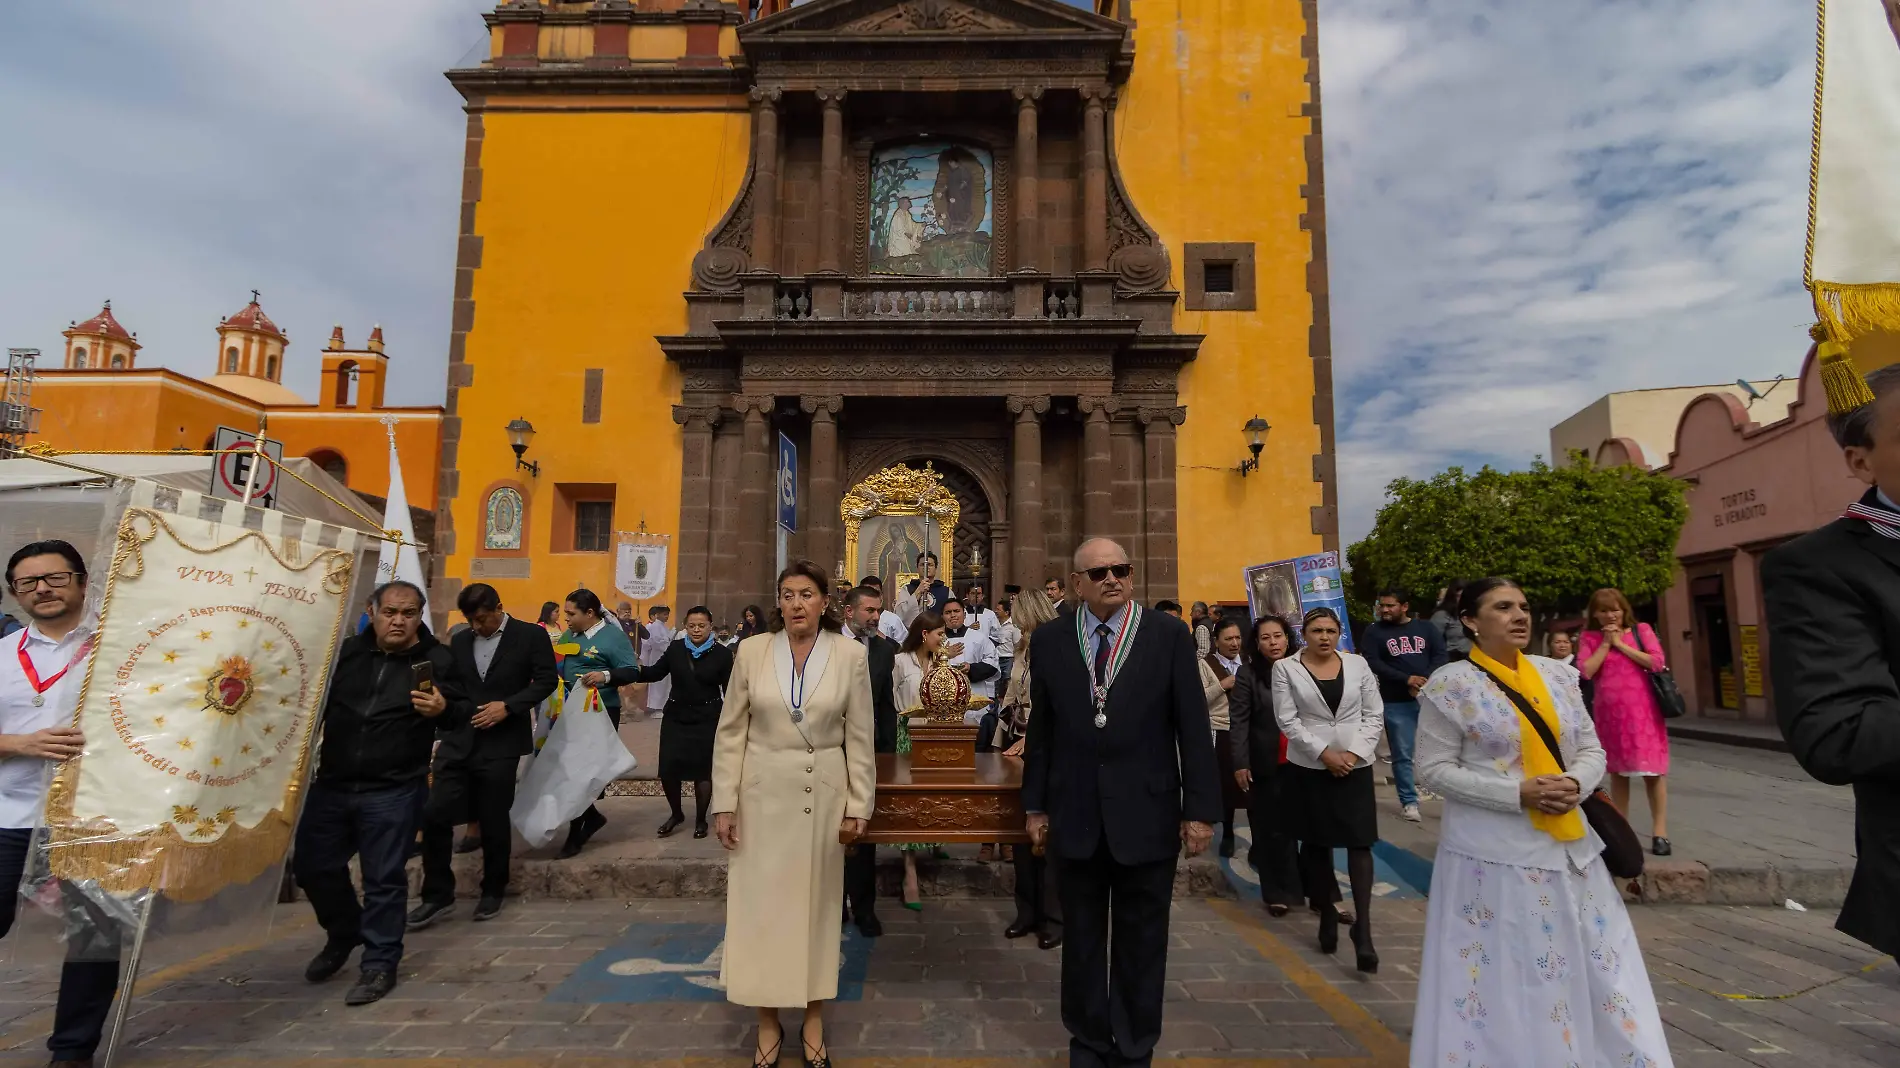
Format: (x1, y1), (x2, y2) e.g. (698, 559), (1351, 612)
(547, 922), (873, 1004)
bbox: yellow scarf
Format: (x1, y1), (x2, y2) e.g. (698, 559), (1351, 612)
(1468, 647), (1585, 843)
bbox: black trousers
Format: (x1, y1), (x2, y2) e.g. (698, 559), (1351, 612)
(844, 843), (878, 920)
(420, 759), (518, 903)
(0, 827), (120, 1060)
(1012, 845), (1063, 936)
(1053, 838), (1178, 1068)
(293, 781), (425, 972)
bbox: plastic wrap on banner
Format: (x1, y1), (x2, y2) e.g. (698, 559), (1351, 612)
(37, 478), (362, 903)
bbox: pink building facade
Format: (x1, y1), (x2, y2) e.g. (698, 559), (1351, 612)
(1652, 347), (1864, 722)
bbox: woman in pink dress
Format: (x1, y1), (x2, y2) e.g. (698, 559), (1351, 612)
(1577, 587), (1672, 856)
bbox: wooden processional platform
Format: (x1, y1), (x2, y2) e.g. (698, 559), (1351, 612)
(862, 751), (1030, 845)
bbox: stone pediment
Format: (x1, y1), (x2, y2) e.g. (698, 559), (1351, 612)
(745, 0), (1124, 38)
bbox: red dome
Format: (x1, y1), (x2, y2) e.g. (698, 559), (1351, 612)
(68, 301), (133, 341)
(222, 297), (285, 339)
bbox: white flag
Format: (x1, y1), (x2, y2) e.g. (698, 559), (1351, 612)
(375, 427), (429, 616)
(1808, 0), (1900, 346)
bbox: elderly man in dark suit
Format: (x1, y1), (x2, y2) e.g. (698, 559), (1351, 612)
(1024, 537), (1219, 1068)
(410, 582), (558, 928)
(1765, 359), (1900, 961)
(842, 583), (900, 937)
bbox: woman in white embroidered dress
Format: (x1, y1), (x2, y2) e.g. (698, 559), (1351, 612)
(1410, 577), (1672, 1068)
(711, 561), (877, 1068)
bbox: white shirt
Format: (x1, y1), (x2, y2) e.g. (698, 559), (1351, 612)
(0, 621), (94, 829)
(471, 613), (511, 681)
(997, 619), (1023, 660)
(877, 609), (908, 644)
(945, 626), (1000, 724)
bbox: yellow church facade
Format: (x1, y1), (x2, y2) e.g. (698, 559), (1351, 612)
(437, 0), (1336, 621)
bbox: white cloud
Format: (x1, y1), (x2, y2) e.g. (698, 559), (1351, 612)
(1320, 0), (1816, 543)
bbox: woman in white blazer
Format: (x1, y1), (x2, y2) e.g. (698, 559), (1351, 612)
(1270, 607), (1383, 973)
(1408, 578), (1671, 1068)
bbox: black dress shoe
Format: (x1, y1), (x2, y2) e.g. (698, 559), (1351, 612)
(304, 939), (358, 983)
(1004, 920), (1035, 939)
(855, 912), (883, 938)
(1350, 923), (1379, 974)
(473, 896), (503, 922)
(344, 968), (397, 1006)
(455, 835), (481, 854)
(658, 813), (685, 837)
(48, 1058), (93, 1067)
(694, 821), (709, 839)
(561, 809), (608, 858)
(1652, 836), (1673, 857)
(406, 900), (455, 931)
(1318, 907), (1340, 955)
(1038, 931), (1063, 951)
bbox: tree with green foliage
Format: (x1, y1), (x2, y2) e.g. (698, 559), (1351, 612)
(1346, 456), (1689, 623)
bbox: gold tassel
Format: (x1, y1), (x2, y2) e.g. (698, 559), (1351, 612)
(1818, 340), (1877, 416)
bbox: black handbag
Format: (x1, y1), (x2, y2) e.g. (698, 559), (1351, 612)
(1470, 663), (1647, 879)
(1630, 627), (1686, 719)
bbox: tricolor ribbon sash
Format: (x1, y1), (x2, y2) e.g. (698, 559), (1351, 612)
(1844, 499), (1900, 540)
(1076, 602), (1143, 729)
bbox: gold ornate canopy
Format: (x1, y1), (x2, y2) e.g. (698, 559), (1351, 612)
(842, 463), (960, 589)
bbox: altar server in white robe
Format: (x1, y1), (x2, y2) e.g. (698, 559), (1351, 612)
(1410, 577), (1672, 1068)
(640, 607), (674, 715)
(711, 560), (876, 1068)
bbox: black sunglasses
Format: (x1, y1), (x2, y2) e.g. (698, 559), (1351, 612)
(1081, 564), (1133, 583)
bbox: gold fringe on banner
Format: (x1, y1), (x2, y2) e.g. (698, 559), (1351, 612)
(1813, 281), (1900, 345)
(1819, 339), (1878, 417)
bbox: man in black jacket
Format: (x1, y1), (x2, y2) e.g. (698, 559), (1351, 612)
(294, 580), (470, 1007)
(842, 584), (899, 936)
(1765, 358), (1900, 961)
(1024, 538), (1218, 1068)
(409, 583), (557, 929)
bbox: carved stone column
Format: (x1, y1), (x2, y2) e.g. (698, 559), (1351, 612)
(1139, 406), (1186, 603)
(1009, 395), (1048, 589)
(1081, 396), (1114, 539)
(802, 395), (842, 581)
(673, 405), (720, 609)
(749, 89), (782, 273)
(817, 89), (846, 275)
(1013, 87), (1043, 273)
(737, 396), (776, 604)
(1081, 87), (1110, 273)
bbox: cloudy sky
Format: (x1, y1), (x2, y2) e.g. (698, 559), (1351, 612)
(0, 1), (1818, 543)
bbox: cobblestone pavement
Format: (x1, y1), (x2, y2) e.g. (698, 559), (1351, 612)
(2, 892), (1895, 1066)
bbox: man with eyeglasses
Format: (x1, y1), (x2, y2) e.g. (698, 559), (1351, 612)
(0, 539), (120, 1067)
(1022, 538), (1219, 1068)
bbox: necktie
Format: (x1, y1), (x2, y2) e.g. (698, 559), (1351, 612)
(1094, 623), (1113, 686)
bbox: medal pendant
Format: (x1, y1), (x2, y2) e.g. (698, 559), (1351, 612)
(1093, 712), (1107, 729)
(31, 694), (45, 707)
(790, 708), (804, 724)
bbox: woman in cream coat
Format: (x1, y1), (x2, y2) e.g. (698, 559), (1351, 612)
(1271, 607), (1384, 972)
(1409, 578), (1671, 1067)
(711, 561), (877, 1068)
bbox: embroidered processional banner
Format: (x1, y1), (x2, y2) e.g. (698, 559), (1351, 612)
(43, 481), (362, 901)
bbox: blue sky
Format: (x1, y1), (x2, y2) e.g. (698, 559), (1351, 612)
(0, 1), (1818, 543)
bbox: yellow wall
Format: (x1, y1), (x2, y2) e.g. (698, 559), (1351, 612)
(1117, 0), (1326, 602)
(29, 373), (441, 504)
(450, 105), (751, 609)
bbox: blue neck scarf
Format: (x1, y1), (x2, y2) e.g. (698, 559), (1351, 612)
(684, 633), (717, 659)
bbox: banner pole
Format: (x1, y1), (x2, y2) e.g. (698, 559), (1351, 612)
(98, 889), (156, 1068)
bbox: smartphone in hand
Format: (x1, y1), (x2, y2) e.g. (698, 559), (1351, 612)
(410, 660), (435, 693)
